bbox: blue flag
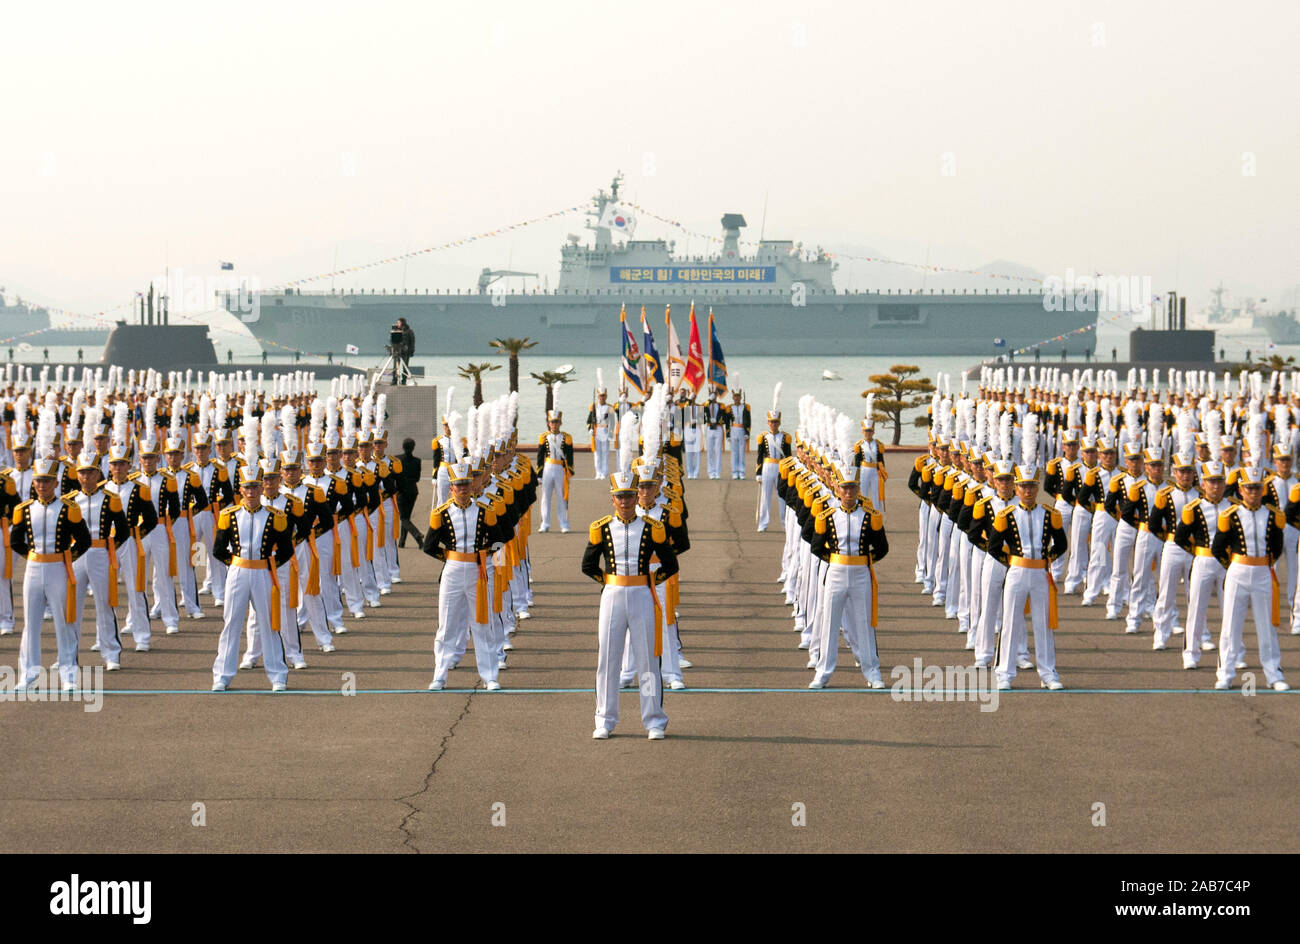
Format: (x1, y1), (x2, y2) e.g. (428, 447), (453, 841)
(708, 311), (727, 396)
(993, 337), (1006, 347)
(220, 261), (234, 271)
(641, 308), (665, 386)
(620, 305), (644, 397)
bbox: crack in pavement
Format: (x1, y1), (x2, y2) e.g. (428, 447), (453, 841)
(396, 688), (476, 853)
(1238, 694), (1300, 753)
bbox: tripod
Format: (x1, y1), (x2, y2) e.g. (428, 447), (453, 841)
(376, 346), (414, 386)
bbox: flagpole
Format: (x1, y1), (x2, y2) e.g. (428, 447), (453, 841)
(707, 309), (714, 397)
(665, 304), (673, 396)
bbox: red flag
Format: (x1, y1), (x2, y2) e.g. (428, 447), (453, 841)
(683, 303), (706, 395)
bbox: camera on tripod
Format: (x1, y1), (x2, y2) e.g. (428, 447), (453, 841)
(387, 324), (405, 357)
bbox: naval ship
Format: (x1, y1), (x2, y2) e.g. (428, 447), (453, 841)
(0, 290), (111, 346)
(229, 175), (1099, 356)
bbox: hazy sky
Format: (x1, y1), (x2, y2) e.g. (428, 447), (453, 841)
(3, 0), (1297, 323)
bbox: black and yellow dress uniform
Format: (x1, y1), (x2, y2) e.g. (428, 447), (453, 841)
(211, 497), (295, 690)
(12, 489), (92, 688)
(582, 495), (678, 737)
(1173, 486), (1235, 667)
(986, 497), (1068, 688)
(535, 427), (574, 532)
(804, 493), (888, 688)
(422, 482), (511, 689)
(0, 470), (20, 633)
(1210, 496), (1289, 689)
(68, 482), (130, 666)
(754, 428), (792, 531)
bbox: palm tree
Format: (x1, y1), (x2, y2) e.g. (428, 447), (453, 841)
(489, 337), (538, 393)
(530, 370), (574, 418)
(457, 361), (501, 407)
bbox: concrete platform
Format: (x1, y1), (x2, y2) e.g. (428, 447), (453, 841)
(1, 457), (1296, 853)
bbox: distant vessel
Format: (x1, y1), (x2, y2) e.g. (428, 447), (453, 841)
(228, 174), (1099, 356)
(0, 289), (110, 347)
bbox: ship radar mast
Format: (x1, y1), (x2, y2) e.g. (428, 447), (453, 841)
(585, 170), (624, 252)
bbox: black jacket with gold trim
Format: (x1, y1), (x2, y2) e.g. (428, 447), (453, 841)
(1210, 503), (1284, 569)
(985, 503), (1068, 567)
(580, 514), (678, 584)
(10, 495), (93, 560)
(754, 431), (792, 476)
(421, 498), (509, 561)
(213, 502), (295, 567)
(1173, 496), (1229, 556)
(803, 497), (889, 564)
(114, 473), (159, 539)
(536, 432), (575, 476)
(66, 484), (130, 545)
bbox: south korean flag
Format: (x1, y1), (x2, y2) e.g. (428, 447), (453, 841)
(598, 202), (637, 238)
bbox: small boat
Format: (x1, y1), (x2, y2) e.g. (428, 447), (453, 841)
(822, 369), (841, 381)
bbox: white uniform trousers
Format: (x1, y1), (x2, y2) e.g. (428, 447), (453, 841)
(595, 582), (666, 733)
(194, 509), (216, 596)
(860, 467), (882, 511)
(382, 495), (401, 584)
(339, 519), (366, 617)
(1106, 521), (1137, 615)
(684, 429), (701, 479)
(538, 463), (569, 531)
(436, 464), (451, 507)
(313, 532), (346, 629)
(621, 577), (683, 683)
(213, 563), (288, 687)
(358, 510), (382, 603)
(593, 431), (611, 479)
(728, 428), (747, 478)
(957, 536), (974, 635)
(914, 503), (930, 584)
(144, 526), (180, 630)
(1081, 511), (1117, 605)
(244, 560), (302, 665)
(1151, 542), (1193, 647)
(173, 516), (202, 617)
(19, 560), (79, 688)
(364, 509), (387, 592)
(0, 539), (14, 631)
(510, 552), (530, 614)
(941, 517), (961, 616)
(801, 558), (827, 651)
(996, 563), (1059, 687)
(1125, 528), (1162, 632)
(1217, 561), (1287, 687)
(923, 510), (943, 594)
(73, 548), (120, 666)
(757, 461), (781, 531)
(116, 536), (151, 644)
(1051, 500), (1074, 584)
(780, 506), (799, 588)
(811, 561), (879, 686)
(1063, 505), (1093, 593)
(968, 549), (989, 649)
(294, 541), (333, 648)
(1183, 555), (1224, 667)
(432, 558), (499, 686)
(974, 559), (1006, 665)
(705, 427), (723, 478)
(1284, 524), (1299, 632)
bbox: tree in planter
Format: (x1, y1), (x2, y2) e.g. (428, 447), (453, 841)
(457, 361), (501, 407)
(865, 364), (936, 445)
(489, 337), (538, 393)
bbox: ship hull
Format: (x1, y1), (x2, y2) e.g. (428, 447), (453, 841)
(239, 291), (1097, 356)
